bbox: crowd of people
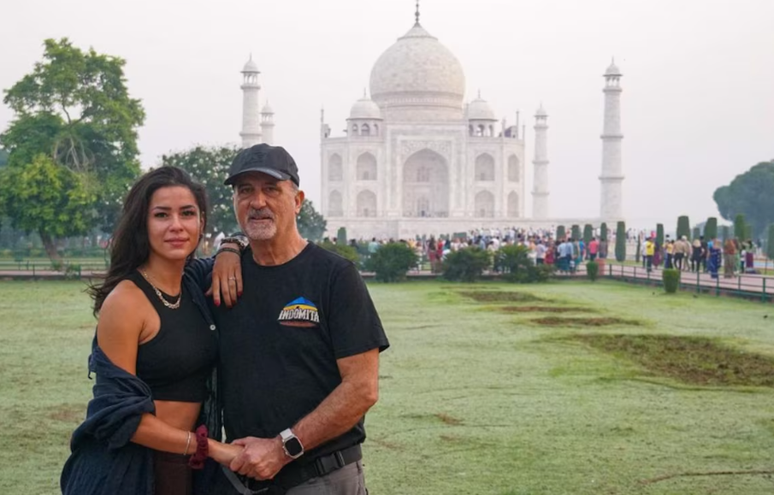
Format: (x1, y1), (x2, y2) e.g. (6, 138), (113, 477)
(641, 234), (757, 279)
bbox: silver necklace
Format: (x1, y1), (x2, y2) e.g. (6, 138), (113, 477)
(140, 269), (182, 310)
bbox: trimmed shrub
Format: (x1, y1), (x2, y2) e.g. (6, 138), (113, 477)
(600, 223), (608, 242)
(586, 261), (599, 282)
(662, 268), (681, 294)
(442, 247), (491, 283)
(556, 226), (566, 241)
(635, 238), (641, 263)
(531, 264), (555, 283)
(744, 225), (753, 242)
(704, 217), (718, 239)
(583, 224), (593, 245)
(721, 225), (730, 240)
(656, 224), (664, 246)
(692, 227), (701, 241)
(615, 221), (626, 262)
(496, 244), (553, 283)
(336, 227), (347, 246)
(677, 216), (690, 240)
(767, 224), (774, 261)
(734, 214), (746, 239)
(364, 242), (418, 282)
(319, 241), (359, 263)
(571, 224), (581, 241)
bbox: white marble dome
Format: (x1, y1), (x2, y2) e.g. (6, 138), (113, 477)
(242, 57), (259, 73)
(467, 97), (496, 121)
(369, 23), (466, 121)
(605, 62), (622, 76)
(349, 96), (382, 120)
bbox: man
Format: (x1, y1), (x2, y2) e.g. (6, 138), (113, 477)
(645, 236), (655, 273)
(207, 144), (389, 494)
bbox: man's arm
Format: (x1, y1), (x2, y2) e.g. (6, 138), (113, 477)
(229, 349), (380, 480)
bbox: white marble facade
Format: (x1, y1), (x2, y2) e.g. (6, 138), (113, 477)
(320, 21), (527, 239)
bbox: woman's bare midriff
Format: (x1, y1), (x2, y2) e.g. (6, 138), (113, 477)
(155, 400), (202, 431)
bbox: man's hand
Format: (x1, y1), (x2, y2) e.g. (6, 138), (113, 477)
(207, 245), (243, 308)
(229, 436), (290, 480)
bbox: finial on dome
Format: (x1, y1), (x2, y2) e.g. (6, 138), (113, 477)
(415, 0), (420, 25)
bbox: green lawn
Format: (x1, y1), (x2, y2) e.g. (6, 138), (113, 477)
(2, 280), (774, 494)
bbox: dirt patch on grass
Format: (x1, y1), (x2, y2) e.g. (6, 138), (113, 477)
(435, 413), (464, 426)
(534, 317), (640, 327)
(459, 291), (542, 303)
(574, 334), (774, 387)
(48, 404), (85, 423)
(501, 306), (594, 314)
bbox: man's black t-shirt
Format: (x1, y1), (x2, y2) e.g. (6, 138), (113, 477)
(214, 243), (389, 461)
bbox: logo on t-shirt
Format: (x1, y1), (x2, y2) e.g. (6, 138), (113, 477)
(277, 297), (320, 327)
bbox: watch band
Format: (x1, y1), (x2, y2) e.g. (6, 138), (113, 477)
(280, 428), (304, 459)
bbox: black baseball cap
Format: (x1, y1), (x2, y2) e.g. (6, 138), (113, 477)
(224, 144), (300, 186)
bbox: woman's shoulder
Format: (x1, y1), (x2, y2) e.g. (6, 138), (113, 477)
(100, 279), (149, 318)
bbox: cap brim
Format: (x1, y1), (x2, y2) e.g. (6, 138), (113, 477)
(224, 167), (291, 185)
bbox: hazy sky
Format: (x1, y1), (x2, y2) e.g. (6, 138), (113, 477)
(1, 0), (772, 228)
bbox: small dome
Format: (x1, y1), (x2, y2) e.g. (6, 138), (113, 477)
(261, 102), (274, 114)
(467, 97), (496, 121)
(349, 96), (382, 120)
(605, 61), (622, 76)
(242, 56), (259, 73)
(535, 104), (547, 117)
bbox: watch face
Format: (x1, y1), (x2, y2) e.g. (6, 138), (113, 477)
(285, 437), (303, 457)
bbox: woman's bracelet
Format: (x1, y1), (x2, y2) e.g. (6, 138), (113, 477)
(216, 246), (241, 257)
(183, 431), (192, 456)
(188, 425), (209, 470)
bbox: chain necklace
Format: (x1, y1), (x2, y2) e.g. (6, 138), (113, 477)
(140, 269), (182, 310)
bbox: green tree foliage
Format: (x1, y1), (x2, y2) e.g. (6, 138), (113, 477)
(733, 214), (746, 240)
(318, 240), (359, 264)
(494, 245), (553, 283)
(583, 224), (593, 245)
(556, 226), (566, 241)
(586, 261), (599, 282)
(662, 269), (680, 294)
(692, 227), (701, 241)
(767, 224), (774, 261)
(677, 216), (691, 239)
(600, 223), (608, 242)
(571, 224), (581, 241)
(704, 217), (718, 239)
(0, 154), (95, 260)
(721, 225), (730, 240)
(656, 224), (664, 245)
(0, 38), (145, 233)
(615, 221), (626, 262)
(364, 242), (418, 282)
(744, 225), (753, 242)
(160, 145), (239, 235)
(297, 199), (326, 242)
(714, 160), (774, 239)
(336, 227), (347, 245)
(443, 247), (491, 282)
(0, 148), (8, 167)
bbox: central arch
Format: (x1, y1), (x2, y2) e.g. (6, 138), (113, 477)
(403, 149), (449, 217)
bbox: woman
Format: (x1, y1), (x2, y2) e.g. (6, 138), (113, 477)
(61, 167), (241, 495)
(723, 238), (737, 278)
(708, 238), (722, 279)
(690, 238), (702, 272)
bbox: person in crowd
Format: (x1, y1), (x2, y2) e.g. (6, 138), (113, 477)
(690, 238), (703, 272)
(61, 167), (241, 495)
(588, 237), (599, 261)
(708, 238), (722, 279)
(723, 237), (737, 279)
(644, 236), (655, 273)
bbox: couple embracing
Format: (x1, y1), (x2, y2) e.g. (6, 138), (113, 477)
(61, 144), (389, 495)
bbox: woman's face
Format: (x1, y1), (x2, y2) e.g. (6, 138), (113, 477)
(146, 186), (202, 262)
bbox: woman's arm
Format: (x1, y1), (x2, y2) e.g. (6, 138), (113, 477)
(96, 282), (241, 464)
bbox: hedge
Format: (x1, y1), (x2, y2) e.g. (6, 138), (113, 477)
(615, 221), (626, 262)
(662, 269), (680, 294)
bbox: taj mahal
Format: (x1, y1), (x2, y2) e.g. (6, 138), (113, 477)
(237, 7), (625, 239)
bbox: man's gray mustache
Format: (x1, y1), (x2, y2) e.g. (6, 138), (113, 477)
(248, 208), (275, 220)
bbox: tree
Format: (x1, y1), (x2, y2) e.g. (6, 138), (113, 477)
(297, 199), (326, 242)
(721, 225), (730, 240)
(0, 148), (8, 167)
(583, 224), (593, 245)
(571, 224), (581, 241)
(600, 223), (608, 242)
(336, 227), (347, 245)
(0, 38), (145, 235)
(0, 154), (95, 260)
(744, 225), (753, 242)
(677, 216), (691, 240)
(615, 221), (626, 262)
(714, 160), (774, 239)
(767, 225), (774, 272)
(556, 226), (566, 241)
(733, 214), (746, 240)
(655, 224), (664, 246)
(692, 227), (700, 241)
(160, 145), (239, 235)
(704, 217), (718, 239)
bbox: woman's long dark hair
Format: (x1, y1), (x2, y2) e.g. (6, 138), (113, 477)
(88, 166), (208, 315)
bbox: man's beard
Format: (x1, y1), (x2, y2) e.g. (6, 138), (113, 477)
(243, 207), (277, 241)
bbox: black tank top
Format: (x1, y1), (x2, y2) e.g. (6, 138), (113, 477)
(127, 271), (217, 402)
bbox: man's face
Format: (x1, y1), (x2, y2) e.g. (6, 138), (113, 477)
(232, 172), (303, 242)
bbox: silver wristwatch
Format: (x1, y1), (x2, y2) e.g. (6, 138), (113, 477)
(280, 428), (304, 459)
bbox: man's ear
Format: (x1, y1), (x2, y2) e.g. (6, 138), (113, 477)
(295, 189), (305, 214)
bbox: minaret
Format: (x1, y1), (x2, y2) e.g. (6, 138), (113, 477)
(599, 60), (624, 220)
(260, 102), (274, 145)
(240, 55), (262, 148)
(532, 104), (550, 219)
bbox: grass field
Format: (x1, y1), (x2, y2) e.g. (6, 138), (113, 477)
(2, 279), (774, 494)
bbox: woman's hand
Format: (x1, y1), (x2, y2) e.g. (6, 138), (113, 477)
(208, 245), (243, 308)
(209, 439), (244, 467)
